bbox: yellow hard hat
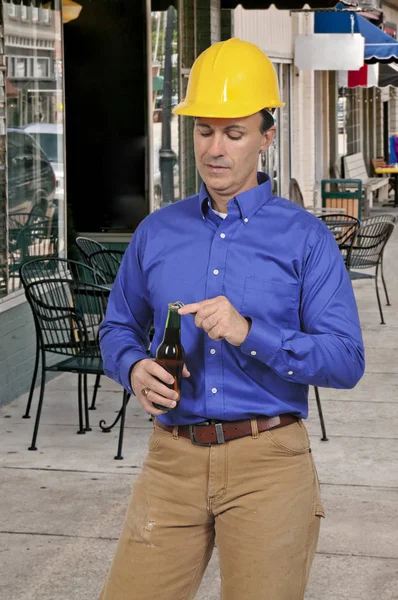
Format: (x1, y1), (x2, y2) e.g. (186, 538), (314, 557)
(173, 38), (284, 119)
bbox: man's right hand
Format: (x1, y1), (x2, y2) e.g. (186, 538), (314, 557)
(130, 358), (190, 415)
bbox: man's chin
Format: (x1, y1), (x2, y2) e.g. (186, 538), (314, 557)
(203, 174), (232, 191)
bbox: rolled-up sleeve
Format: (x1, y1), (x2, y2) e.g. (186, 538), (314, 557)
(99, 225), (152, 393)
(240, 225), (365, 389)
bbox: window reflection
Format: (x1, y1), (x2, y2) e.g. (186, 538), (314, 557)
(151, 6), (180, 210)
(4, 1), (65, 294)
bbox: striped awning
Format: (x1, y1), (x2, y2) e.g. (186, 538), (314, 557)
(221, 0), (353, 8)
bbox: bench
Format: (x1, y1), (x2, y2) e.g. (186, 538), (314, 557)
(344, 153), (389, 210)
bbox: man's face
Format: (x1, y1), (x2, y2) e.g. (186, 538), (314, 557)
(194, 112), (276, 200)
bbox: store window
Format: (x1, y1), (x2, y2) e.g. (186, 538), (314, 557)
(260, 63), (291, 198)
(0, 0), (65, 297)
(151, 5), (180, 210)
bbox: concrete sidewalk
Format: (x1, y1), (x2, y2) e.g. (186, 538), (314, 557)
(1, 208), (398, 600)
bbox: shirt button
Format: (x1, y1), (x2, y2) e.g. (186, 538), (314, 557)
(220, 233), (226, 238)
(250, 350), (257, 356)
(244, 218), (249, 223)
(210, 349), (216, 355)
(211, 387), (218, 394)
(213, 269), (219, 275)
(288, 371), (294, 375)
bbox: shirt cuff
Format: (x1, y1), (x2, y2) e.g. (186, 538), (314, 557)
(240, 316), (282, 365)
(119, 350), (149, 394)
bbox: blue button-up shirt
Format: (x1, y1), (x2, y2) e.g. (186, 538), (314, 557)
(99, 173), (365, 425)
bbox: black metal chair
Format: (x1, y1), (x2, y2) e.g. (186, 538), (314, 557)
(75, 236), (106, 263)
(74, 241), (123, 414)
(346, 221), (395, 324)
(9, 214), (58, 291)
(22, 274), (131, 459)
(81, 248), (125, 411)
(318, 213), (360, 262)
(87, 248), (124, 285)
(19, 257), (105, 421)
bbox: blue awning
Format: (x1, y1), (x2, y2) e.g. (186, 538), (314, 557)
(314, 12), (398, 63)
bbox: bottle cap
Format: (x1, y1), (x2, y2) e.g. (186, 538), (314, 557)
(168, 301), (185, 310)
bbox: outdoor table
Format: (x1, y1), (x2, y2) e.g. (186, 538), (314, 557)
(374, 166), (398, 207)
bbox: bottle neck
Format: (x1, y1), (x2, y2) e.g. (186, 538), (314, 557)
(163, 308), (181, 343)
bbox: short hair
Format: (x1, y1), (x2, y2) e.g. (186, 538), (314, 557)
(260, 109), (275, 133)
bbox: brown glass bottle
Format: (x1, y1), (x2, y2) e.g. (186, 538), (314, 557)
(152, 302), (185, 411)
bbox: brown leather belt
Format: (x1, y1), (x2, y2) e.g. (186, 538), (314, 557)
(155, 414), (298, 446)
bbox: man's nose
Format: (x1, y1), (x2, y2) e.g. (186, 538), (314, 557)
(208, 134), (224, 157)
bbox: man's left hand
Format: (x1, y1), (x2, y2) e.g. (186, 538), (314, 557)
(178, 296), (251, 346)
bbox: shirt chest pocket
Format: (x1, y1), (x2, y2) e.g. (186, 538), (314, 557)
(240, 277), (299, 328)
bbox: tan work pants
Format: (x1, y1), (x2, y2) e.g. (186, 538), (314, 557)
(99, 419), (324, 600)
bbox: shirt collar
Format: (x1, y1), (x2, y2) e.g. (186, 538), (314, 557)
(199, 172), (273, 221)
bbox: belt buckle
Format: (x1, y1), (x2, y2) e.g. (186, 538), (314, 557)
(189, 421), (225, 446)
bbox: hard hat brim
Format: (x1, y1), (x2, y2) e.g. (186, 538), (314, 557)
(173, 99), (285, 118)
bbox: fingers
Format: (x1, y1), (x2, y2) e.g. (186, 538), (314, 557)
(182, 363), (190, 378)
(147, 360), (175, 385)
(131, 358), (179, 415)
(178, 297), (219, 316)
(141, 389), (177, 413)
(198, 313), (221, 333)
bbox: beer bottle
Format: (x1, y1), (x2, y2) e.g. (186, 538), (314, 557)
(152, 302), (185, 411)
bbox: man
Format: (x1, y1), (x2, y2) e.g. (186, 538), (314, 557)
(99, 38), (365, 599)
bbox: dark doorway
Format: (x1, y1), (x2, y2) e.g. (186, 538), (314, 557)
(64, 0), (148, 233)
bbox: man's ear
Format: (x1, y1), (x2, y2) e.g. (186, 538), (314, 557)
(260, 125), (276, 154)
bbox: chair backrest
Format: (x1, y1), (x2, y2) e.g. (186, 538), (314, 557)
(346, 221), (395, 270)
(344, 153), (368, 180)
(371, 157), (386, 175)
(318, 213), (360, 250)
(288, 178), (305, 208)
(88, 249), (124, 284)
(361, 213), (396, 226)
(75, 236), (106, 261)
(20, 257), (103, 289)
(25, 278), (109, 357)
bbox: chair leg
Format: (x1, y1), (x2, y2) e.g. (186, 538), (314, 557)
(84, 374), (91, 432)
(314, 386), (328, 442)
(23, 339), (40, 419)
(380, 255), (391, 306)
(375, 264), (385, 325)
(28, 366), (47, 451)
(77, 374), (86, 434)
(89, 374), (101, 410)
(115, 392), (130, 460)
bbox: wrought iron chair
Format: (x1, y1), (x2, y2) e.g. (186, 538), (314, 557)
(317, 213), (360, 262)
(74, 241), (123, 415)
(346, 221), (395, 324)
(19, 258), (106, 421)
(75, 236), (106, 262)
(22, 274), (131, 459)
(87, 248), (124, 285)
(81, 248), (125, 410)
(9, 214), (58, 291)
